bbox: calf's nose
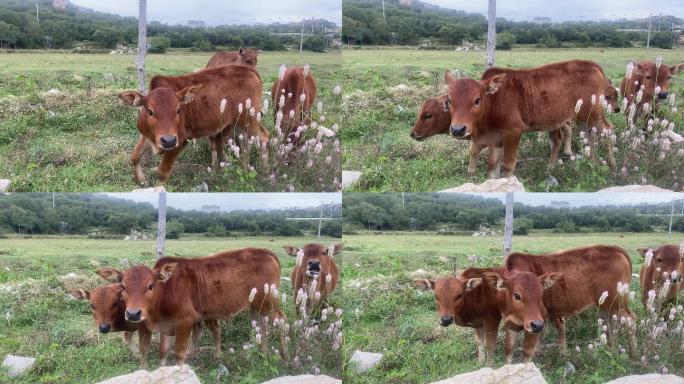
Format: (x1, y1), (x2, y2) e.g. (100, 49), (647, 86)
(530, 320), (545, 333)
(657, 91), (668, 100)
(410, 131), (416, 138)
(98, 323), (111, 333)
(126, 308), (142, 322)
(449, 124), (467, 137)
(440, 315), (454, 327)
(160, 135), (177, 149)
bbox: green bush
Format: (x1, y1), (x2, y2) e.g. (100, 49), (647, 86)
(496, 32), (516, 50)
(303, 35), (328, 52)
(148, 36), (170, 54)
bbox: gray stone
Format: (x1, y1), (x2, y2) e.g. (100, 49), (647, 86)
(0, 179), (10, 192)
(95, 365), (201, 384)
(605, 374), (684, 384)
(261, 375), (341, 384)
(440, 177), (525, 193)
(342, 171), (362, 189)
(2, 355), (36, 377)
(349, 350), (383, 374)
(429, 363), (546, 384)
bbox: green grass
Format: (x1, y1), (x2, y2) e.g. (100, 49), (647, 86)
(0, 50), (343, 192)
(341, 47), (684, 192)
(0, 235), (343, 383)
(340, 231), (683, 383)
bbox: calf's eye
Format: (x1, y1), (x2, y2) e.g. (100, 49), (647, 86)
(148, 109), (154, 117)
(513, 292), (522, 301)
(148, 283), (154, 290)
(474, 97), (481, 106)
(90, 304), (95, 309)
(423, 113), (432, 119)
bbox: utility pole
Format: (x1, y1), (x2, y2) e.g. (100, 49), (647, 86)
(486, 0), (496, 68)
(36, 3), (39, 24)
(503, 192), (513, 256)
(317, 206), (323, 238)
(156, 191), (166, 259)
(382, 0), (386, 21)
(299, 20), (304, 55)
(137, 0), (147, 94)
(669, 194), (675, 238)
(52, 193), (55, 208)
(647, 14), (652, 50)
(402, 192), (405, 206)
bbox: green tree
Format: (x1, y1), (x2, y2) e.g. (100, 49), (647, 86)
(650, 32), (676, 49)
(167, 220), (185, 239)
(496, 31), (516, 50)
(148, 35), (170, 53)
(302, 35), (327, 52)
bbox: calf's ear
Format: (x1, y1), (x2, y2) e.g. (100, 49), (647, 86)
(483, 272), (506, 289)
(444, 70), (456, 86)
(256, 49), (262, 55)
(177, 85), (202, 105)
(670, 64), (684, 75)
(413, 279), (435, 291)
(328, 244), (343, 257)
(540, 272), (563, 289)
(465, 278), (482, 291)
(97, 268), (124, 283)
(442, 97), (451, 112)
(283, 245), (298, 256)
(239, 47), (245, 55)
(68, 289), (90, 300)
(483, 74), (505, 95)
(636, 248), (652, 258)
(119, 91), (144, 107)
(156, 263), (178, 283)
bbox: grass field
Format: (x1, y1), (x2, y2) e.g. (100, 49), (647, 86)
(0, 235), (343, 383)
(341, 47), (684, 192)
(339, 231), (684, 383)
(0, 49), (343, 192)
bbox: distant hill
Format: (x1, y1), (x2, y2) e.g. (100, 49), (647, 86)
(0, 0), (339, 50)
(342, 0), (681, 48)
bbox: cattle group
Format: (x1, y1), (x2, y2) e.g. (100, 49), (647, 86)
(414, 244), (684, 365)
(411, 59), (683, 178)
(118, 47), (318, 184)
(69, 243), (340, 367)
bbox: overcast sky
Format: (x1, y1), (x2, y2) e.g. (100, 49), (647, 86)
(424, 0), (684, 22)
(104, 193), (341, 211)
(70, 0), (341, 26)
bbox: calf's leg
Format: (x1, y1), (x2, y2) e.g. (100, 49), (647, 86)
(137, 326), (152, 369)
(483, 319), (499, 366)
(474, 327), (486, 365)
(487, 147), (502, 179)
(157, 147), (182, 183)
(521, 331), (540, 363)
(122, 331), (139, 356)
(159, 334), (171, 366)
(468, 142), (486, 177)
(501, 133), (522, 178)
(504, 328), (518, 364)
(131, 135), (147, 185)
(173, 324), (193, 365)
(547, 129), (562, 166)
(552, 317), (567, 355)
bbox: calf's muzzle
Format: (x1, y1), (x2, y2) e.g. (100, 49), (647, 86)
(440, 315), (454, 327)
(98, 323), (111, 333)
(126, 308), (142, 322)
(449, 124), (467, 137)
(160, 135), (178, 149)
(530, 320), (545, 333)
(657, 91), (668, 100)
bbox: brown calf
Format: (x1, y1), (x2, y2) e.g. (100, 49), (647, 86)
(411, 95), (571, 178)
(414, 267), (504, 365)
(206, 48), (260, 68)
(488, 245), (635, 362)
(119, 65), (269, 184)
(284, 243), (340, 305)
(270, 65), (317, 139)
(605, 78), (621, 113)
(638, 245), (684, 306)
(97, 248), (283, 365)
(445, 60), (615, 176)
(620, 60), (684, 115)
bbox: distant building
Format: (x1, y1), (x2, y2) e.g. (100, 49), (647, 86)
(532, 17), (552, 24)
(201, 205), (221, 213)
(52, 0), (68, 9)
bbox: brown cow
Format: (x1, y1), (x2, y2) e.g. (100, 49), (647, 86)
(270, 65), (317, 139)
(637, 245), (684, 306)
(119, 65), (269, 184)
(487, 245), (636, 362)
(206, 48), (261, 68)
(284, 243), (340, 305)
(620, 60), (684, 115)
(97, 248), (284, 365)
(411, 95), (572, 178)
(69, 284), (149, 366)
(413, 267), (504, 365)
(445, 60), (615, 176)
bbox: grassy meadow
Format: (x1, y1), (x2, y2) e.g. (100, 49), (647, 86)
(341, 47), (684, 192)
(0, 235), (343, 383)
(340, 231), (684, 383)
(0, 49), (343, 192)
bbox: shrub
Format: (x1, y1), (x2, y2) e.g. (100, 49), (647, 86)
(303, 35), (328, 53)
(148, 36), (170, 54)
(496, 32), (516, 50)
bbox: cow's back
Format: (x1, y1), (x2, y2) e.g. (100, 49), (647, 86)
(207, 51), (239, 68)
(155, 248), (281, 318)
(489, 60), (607, 127)
(506, 245), (632, 317)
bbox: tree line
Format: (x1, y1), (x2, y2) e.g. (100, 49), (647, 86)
(0, 0), (338, 52)
(342, 0), (681, 49)
(0, 193), (342, 238)
(343, 193), (684, 234)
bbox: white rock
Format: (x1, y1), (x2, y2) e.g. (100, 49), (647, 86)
(0, 179), (10, 192)
(430, 363), (546, 384)
(261, 374), (341, 384)
(598, 185), (672, 193)
(2, 355), (36, 377)
(441, 177), (525, 193)
(96, 365), (200, 384)
(342, 171), (362, 189)
(605, 374), (684, 384)
(131, 186), (166, 193)
(349, 350), (383, 374)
